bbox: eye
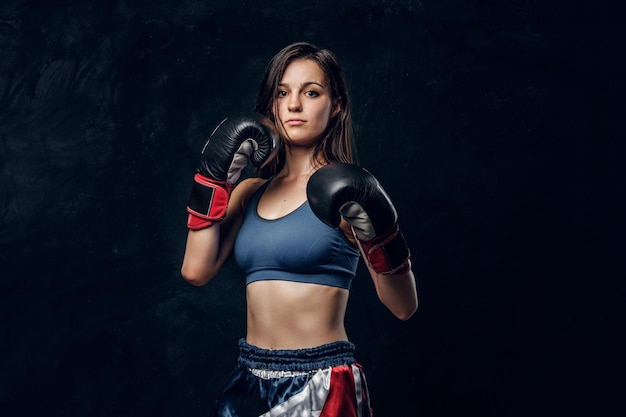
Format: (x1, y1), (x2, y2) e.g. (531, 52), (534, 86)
(304, 90), (320, 97)
(276, 90), (288, 98)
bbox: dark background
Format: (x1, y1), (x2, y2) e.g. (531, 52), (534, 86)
(1, 0), (623, 416)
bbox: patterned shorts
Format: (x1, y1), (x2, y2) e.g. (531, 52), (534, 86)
(210, 338), (374, 417)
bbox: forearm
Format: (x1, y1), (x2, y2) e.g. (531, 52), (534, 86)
(181, 225), (223, 286)
(350, 228), (418, 319)
(371, 266), (418, 320)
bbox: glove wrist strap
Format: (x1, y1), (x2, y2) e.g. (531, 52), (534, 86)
(186, 173), (233, 230)
(359, 224), (411, 275)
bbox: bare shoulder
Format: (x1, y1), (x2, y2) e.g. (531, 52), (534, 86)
(232, 177), (268, 211)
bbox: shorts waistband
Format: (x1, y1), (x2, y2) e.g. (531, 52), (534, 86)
(237, 338), (356, 372)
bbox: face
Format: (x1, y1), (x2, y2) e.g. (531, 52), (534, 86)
(273, 58), (340, 146)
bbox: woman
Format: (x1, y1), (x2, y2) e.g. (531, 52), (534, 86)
(182, 42), (418, 417)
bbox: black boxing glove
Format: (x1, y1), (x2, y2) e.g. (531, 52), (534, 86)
(187, 113), (278, 230)
(307, 163), (411, 275)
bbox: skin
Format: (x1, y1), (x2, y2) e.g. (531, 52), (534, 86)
(181, 58), (418, 350)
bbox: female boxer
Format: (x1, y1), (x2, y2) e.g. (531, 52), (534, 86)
(181, 42), (418, 417)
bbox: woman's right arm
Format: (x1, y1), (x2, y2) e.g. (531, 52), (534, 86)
(181, 178), (261, 286)
(179, 113), (279, 285)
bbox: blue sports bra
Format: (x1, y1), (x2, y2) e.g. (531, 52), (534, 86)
(234, 178), (360, 289)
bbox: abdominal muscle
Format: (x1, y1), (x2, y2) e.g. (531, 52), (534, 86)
(245, 280), (350, 350)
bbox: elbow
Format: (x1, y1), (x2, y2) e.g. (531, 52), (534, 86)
(180, 265), (212, 287)
(393, 298), (418, 321)
(394, 305), (417, 321)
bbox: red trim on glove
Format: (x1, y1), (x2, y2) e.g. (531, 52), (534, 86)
(359, 224), (411, 275)
(186, 173), (233, 230)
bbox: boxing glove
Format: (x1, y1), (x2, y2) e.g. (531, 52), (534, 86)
(307, 163), (411, 275)
(187, 113), (278, 230)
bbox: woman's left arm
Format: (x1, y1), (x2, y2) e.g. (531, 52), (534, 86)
(341, 221), (418, 320)
(308, 164), (419, 321)
(363, 251), (418, 321)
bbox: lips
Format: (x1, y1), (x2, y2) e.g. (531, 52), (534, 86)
(285, 118), (305, 126)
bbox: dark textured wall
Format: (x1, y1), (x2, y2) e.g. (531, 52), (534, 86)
(1, 1), (622, 416)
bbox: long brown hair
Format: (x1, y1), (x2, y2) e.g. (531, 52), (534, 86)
(255, 42), (355, 177)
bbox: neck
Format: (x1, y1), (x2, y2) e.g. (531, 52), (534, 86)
(280, 147), (321, 179)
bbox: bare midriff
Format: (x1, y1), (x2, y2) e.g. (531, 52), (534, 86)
(245, 280), (350, 350)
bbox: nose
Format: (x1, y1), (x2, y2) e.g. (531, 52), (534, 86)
(287, 94), (301, 112)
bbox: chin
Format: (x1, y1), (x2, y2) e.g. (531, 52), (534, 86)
(284, 135), (322, 147)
